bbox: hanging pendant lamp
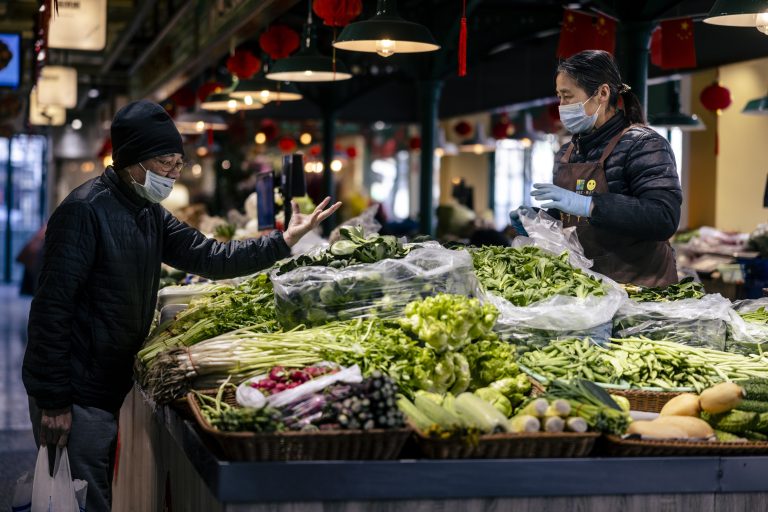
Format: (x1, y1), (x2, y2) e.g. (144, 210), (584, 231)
(200, 92), (264, 113)
(743, 93), (768, 114)
(266, 4), (352, 82)
(333, 0), (439, 57)
(704, 0), (768, 34)
(175, 110), (228, 135)
(230, 77), (303, 103)
(648, 80), (705, 131)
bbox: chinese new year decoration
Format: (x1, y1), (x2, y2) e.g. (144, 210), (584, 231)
(312, 0), (362, 27)
(226, 49), (262, 79)
(556, 9), (616, 59)
(259, 25), (300, 60)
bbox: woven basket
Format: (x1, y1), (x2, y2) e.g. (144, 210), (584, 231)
(414, 430), (599, 459)
(607, 389), (682, 413)
(187, 392), (410, 461)
(604, 434), (768, 457)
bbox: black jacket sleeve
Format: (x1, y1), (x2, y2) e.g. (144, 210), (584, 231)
(589, 133), (682, 241)
(161, 210), (292, 279)
(23, 201), (97, 409)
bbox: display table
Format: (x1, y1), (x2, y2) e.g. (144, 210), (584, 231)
(112, 387), (768, 511)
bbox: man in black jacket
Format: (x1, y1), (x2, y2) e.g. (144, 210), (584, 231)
(22, 100), (340, 510)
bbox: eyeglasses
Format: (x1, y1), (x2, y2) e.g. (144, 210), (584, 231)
(153, 156), (187, 174)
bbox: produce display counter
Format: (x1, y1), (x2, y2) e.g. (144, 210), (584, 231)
(112, 387), (768, 512)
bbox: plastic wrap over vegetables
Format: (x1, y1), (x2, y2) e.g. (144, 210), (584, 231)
(613, 293), (732, 351)
(272, 243), (481, 328)
(727, 298), (768, 354)
(472, 213), (625, 348)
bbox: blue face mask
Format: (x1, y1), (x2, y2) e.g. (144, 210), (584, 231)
(129, 163), (175, 203)
(559, 96), (601, 134)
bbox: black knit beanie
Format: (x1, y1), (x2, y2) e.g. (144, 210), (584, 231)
(110, 100), (184, 170)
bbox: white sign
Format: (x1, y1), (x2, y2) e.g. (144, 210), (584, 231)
(49, 0), (107, 51)
(29, 89), (66, 126)
(37, 66), (78, 108)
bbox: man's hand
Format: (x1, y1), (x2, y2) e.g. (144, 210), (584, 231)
(531, 183), (593, 218)
(283, 197), (342, 247)
(40, 407), (72, 447)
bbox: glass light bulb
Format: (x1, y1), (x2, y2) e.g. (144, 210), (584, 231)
(260, 90), (271, 102)
(330, 159), (342, 172)
(195, 121), (205, 132)
(376, 39), (396, 57)
(300, 133), (312, 145)
(316, 162), (324, 173)
(255, 132), (266, 144)
(473, 144), (484, 154)
(244, 95), (254, 105)
(226, 99), (238, 112)
(304, 70), (314, 76)
(191, 164), (202, 177)
(434, 148), (445, 158)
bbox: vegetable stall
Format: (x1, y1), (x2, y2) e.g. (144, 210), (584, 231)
(112, 225), (768, 511)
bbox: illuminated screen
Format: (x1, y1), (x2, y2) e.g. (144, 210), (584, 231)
(0, 33), (21, 89)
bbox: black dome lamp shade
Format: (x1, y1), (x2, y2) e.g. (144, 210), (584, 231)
(266, 6), (352, 82)
(333, 0), (440, 57)
(704, 0), (768, 34)
(229, 77), (303, 103)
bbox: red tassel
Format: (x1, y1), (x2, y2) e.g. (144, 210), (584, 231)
(207, 127), (213, 146)
(458, 0), (467, 77)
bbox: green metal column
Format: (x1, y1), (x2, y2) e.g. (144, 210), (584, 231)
(418, 80), (443, 236)
(321, 106), (338, 235)
(618, 21), (654, 114)
(487, 151), (496, 213)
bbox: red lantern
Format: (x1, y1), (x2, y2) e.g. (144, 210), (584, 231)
(408, 136), (421, 150)
(453, 120), (472, 137)
(700, 82), (732, 114)
(259, 25), (300, 60)
(310, 145), (322, 157)
(278, 137), (297, 153)
(345, 146), (357, 158)
(197, 82), (223, 103)
(226, 49), (262, 79)
(259, 119), (278, 141)
(312, 0), (362, 27)
(170, 86), (196, 108)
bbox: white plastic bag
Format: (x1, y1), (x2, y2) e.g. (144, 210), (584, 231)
(12, 471), (33, 512)
(30, 446), (86, 512)
(515, 208), (594, 269)
(236, 364), (363, 409)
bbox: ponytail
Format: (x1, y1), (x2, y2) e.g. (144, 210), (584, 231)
(619, 86), (646, 125)
(557, 50), (646, 125)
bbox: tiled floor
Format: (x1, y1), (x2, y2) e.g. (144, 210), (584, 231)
(0, 284), (37, 507)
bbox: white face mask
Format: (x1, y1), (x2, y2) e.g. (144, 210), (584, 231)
(559, 95), (601, 134)
(129, 163), (175, 203)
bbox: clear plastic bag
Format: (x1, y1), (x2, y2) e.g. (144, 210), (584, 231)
(613, 293), (732, 350)
(271, 243), (480, 328)
(328, 205), (382, 243)
(514, 208), (593, 269)
(727, 298), (768, 354)
(30, 446), (87, 512)
(486, 210), (625, 349)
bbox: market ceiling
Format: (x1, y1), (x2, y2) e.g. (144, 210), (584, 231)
(5, 0), (768, 124)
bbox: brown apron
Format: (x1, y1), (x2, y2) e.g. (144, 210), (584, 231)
(555, 127), (678, 287)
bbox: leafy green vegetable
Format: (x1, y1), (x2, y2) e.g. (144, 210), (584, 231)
(139, 273), (278, 367)
(471, 246), (605, 307)
(740, 307), (768, 326)
(474, 387), (513, 417)
(398, 294), (498, 351)
(277, 226), (410, 275)
(624, 277), (705, 302)
(462, 338), (520, 390)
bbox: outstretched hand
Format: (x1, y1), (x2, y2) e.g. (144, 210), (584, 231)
(283, 196), (342, 247)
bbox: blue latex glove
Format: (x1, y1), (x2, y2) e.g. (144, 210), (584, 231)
(508, 209), (528, 237)
(531, 183), (592, 218)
